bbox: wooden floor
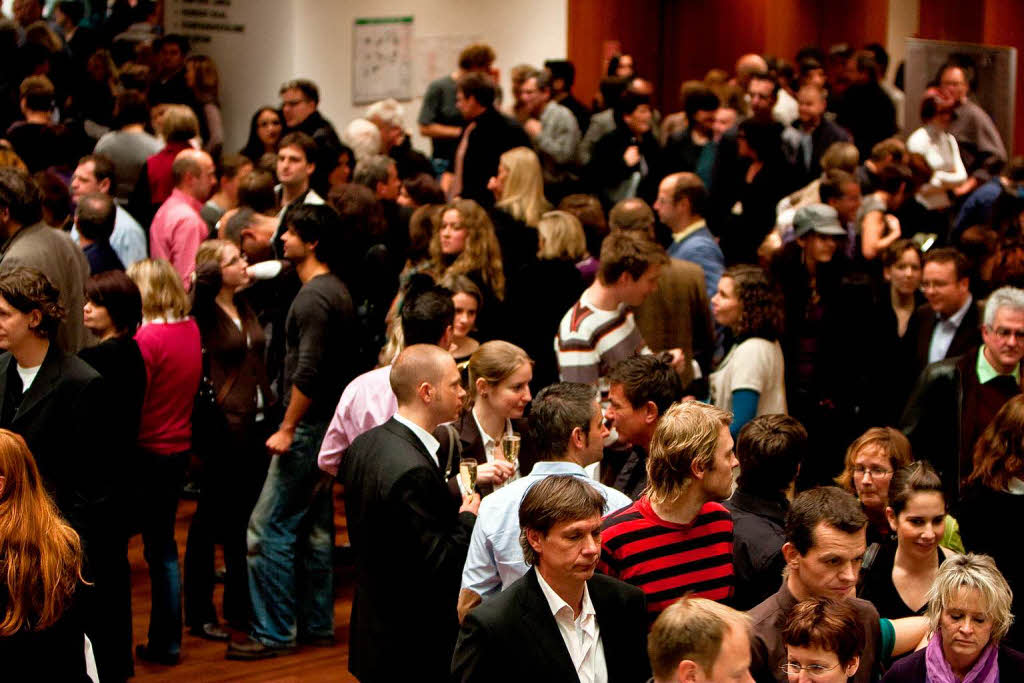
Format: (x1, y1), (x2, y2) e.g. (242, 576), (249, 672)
(130, 488), (358, 682)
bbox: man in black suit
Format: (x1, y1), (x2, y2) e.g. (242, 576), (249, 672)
(452, 475), (650, 682)
(0, 267), (129, 682)
(341, 344), (480, 682)
(450, 71), (531, 207)
(906, 247), (981, 387)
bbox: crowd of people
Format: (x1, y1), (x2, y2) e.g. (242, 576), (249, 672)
(1, 1), (1024, 681)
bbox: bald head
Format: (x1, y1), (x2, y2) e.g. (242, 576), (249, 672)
(390, 344), (454, 405)
(609, 198), (656, 238)
(172, 149), (216, 201)
(736, 53), (768, 88)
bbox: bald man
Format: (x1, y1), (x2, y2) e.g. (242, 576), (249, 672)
(341, 344), (480, 682)
(149, 148), (216, 287)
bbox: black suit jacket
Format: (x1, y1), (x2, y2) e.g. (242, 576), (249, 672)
(341, 417), (477, 682)
(0, 345), (110, 539)
(451, 567), (650, 682)
(459, 108), (531, 208)
(907, 299), (982, 384)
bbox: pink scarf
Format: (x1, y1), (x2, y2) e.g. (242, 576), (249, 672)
(925, 633), (1000, 683)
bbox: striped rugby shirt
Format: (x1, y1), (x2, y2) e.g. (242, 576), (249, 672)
(598, 496), (735, 621)
(555, 289), (650, 399)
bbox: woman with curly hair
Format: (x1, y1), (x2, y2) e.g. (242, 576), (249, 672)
(0, 429), (89, 680)
(430, 198), (505, 340)
(955, 394), (1024, 649)
(708, 264), (786, 437)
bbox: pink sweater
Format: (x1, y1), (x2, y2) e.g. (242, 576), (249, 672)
(135, 318), (202, 454)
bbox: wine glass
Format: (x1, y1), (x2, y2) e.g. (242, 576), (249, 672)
(500, 432), (521, 471)
(459, 458), (478, 493)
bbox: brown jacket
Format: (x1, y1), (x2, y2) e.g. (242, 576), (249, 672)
(633, 257), (714, 388)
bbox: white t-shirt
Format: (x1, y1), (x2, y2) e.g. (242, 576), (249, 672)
(709, 337), (787, 415)
(16, 363), (41, 393)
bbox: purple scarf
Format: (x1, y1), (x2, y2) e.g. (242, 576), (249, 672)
(925, 633), (1000, 683)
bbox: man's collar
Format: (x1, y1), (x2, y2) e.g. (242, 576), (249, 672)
(938, 294), (973, 325)
(729, 489), (788, 522)
(531, 461), (588, 476)
(672, 218), (707, 242)
(535, 565), (592, 621)
(976, 345), (1021, 384)
(393, 412), (441, 460)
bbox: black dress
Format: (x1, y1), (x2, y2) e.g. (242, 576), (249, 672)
(504, 258), (585, 392)
(858, 542), (936, 620)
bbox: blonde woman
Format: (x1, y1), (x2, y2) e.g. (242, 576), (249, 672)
(126, 258), (202, 665)
(505, 210), (586, 388)
(487, 146), (551, 275)
(430, 198), (505, 340)
(433, 340), (533, 498)
(0, 430), (89, 680)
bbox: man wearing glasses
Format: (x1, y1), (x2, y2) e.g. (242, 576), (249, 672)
(278, 79), (343, 195)
(902, 286), (1024, 502)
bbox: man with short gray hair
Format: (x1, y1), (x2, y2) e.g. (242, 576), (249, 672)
(353, 155), (400, 202)
(452, 475), (650, 682)
(366, 98), (433, 179)
(902, 285), (1024, 502)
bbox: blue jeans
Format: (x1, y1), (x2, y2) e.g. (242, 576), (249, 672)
(139, 450), (189, 656)
(247, 420), (334, 647)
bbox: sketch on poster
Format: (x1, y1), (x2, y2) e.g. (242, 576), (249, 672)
(353, 17), (413, 104)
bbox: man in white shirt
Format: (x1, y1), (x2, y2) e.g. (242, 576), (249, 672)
(68, 154), (148, 267)
(452, 475), (650, 682)
(457, 382), (633, 620)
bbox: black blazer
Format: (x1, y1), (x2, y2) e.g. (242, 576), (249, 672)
(907, 299), (982, 383)
(458, 108), (531, 208)
(341, 417), (477, 682)
(0, 345), (110, 539)
(451, 567), (651, 682)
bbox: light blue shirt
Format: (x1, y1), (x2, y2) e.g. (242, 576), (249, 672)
(460, 461), (633, 598)
(70, 204), (148, 268)
(928, 295), (973, 364)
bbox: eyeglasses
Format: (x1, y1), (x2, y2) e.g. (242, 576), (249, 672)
(987, 326), (1024, 342)
(852, 466), (892, 478)
(781, 663), (840, 678)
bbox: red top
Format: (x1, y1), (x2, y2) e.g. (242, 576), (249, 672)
(135, 318), (202, 454)
(146, 141), (193, 206)
(599, 496), (735, 622)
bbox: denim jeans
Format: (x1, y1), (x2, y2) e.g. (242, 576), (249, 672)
(247, 420), (334, 647)
(139, 450), (189, 656)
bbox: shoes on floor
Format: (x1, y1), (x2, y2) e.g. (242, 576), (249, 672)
(135, 643), (181, 666)
(225, 635), (298, 661)
(189, 621), (230, 641)
(298, 633), (336, 647)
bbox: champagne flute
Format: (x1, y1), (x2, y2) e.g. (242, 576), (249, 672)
(500, 432), (521, 470)
(459, 458), (478, 493)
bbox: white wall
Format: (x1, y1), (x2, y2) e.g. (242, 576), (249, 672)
(164, 0), (566, 155)
(291, 0), (568, 156)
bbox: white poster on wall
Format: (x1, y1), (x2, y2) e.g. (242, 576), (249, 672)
(353, 17), (414, 104)
(414, 33), (483, 93)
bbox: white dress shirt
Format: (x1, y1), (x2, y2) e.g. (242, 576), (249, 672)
(535, 570), (607, 683)
(928, 295), (973, 364)
(393, 413), (442, 469)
